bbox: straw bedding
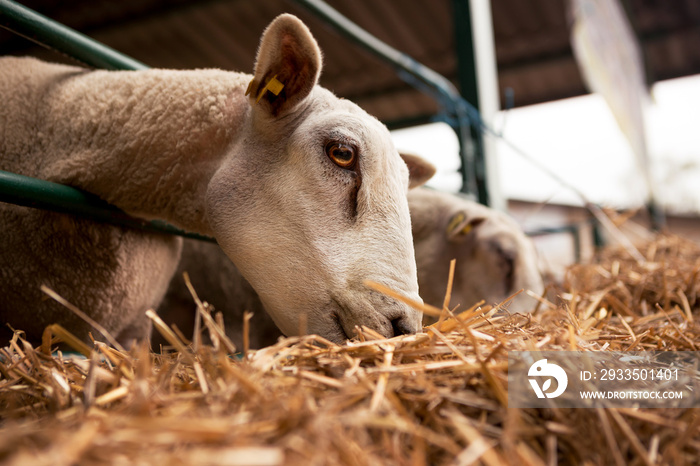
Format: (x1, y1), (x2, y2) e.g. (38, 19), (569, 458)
(0, 233), (698, 465)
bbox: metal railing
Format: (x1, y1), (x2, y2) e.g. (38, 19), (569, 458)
(526, 218), (604, 263)
(0, 170), (215, 241)
(0, 0), (146, 70)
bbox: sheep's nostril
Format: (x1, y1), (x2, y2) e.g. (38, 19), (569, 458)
(391, 316), (417, 337)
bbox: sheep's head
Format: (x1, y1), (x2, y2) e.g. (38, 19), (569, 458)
(206, 15), (434, 342)
(410, 188), (543, 315)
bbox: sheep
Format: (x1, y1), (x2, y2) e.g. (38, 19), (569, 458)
(409, 188), (543, 315)
(157, 187), (543, 350)
(0, 14), (435, 347)
(155, 238), (283, 350)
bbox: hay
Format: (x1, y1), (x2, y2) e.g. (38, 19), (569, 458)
(0, 233), (699, 465)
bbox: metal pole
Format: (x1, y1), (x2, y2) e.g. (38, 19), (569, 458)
(293, 0), (460, 105)
(0, 0), (147, 70)
(0, 170), (215, 242)
(452, 0), (484, 202)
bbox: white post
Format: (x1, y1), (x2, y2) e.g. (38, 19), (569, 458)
(468, 0), (505, 211)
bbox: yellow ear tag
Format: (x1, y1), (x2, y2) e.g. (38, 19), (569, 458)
(460, 224), (473, 235)
(245, 78), (255, 96)
(254, 74), (285, 104)
(446, 212), (466, 236)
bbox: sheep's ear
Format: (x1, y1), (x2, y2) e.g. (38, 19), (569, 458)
(400, 153), (436, 189)
(446, 211), (485, 241)
(247, 14), (322, 117)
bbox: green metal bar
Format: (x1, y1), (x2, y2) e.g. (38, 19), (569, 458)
(0, 0), (147, 70)
(294, 0), (460, 105)
(0, 170), (215, 242)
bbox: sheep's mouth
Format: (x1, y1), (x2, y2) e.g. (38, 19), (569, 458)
(327, 299), (352, 343)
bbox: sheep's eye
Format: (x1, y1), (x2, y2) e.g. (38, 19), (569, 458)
(326, 142), (357, 169)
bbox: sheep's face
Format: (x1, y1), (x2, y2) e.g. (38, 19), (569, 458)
(410, 189), (544, 315)
(206, 14), (429, 342)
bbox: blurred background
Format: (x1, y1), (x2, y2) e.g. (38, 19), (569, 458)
(2, 0), (698, 276)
